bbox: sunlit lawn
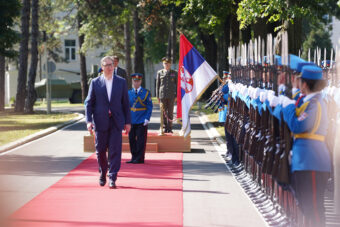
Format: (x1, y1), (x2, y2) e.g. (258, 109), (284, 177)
(188, 101), (225, 137)
(34, 99), (84, 108)
(0, 109), (77, 146)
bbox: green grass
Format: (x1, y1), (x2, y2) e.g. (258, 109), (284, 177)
(192, 101), (225, 137)
(34, 99), (84, 108)
(0, 109), (77, 146)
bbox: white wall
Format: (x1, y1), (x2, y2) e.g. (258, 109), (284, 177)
(331, 16), (340, 49)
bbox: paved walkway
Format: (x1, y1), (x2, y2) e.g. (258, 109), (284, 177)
(0, 105), (266, 227)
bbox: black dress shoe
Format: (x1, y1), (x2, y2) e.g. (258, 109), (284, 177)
(99, 176), (106, 186)
(132, 160), (144, 164)
(109, 179), (116, 189)
(126, 160), (134, 163)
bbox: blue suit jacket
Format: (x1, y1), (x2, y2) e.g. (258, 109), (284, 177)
(85, 75), (131, 131)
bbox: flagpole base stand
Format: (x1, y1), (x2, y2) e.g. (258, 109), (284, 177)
(84, 132), (191, 153)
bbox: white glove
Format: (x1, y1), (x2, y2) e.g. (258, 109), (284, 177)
(278, 95), (285, 105)
(259, 90), (267, 103)
(269, 95), (279, 107)
(229, 83), (234, 92)
(292, 87), (299, 95)
(243, 88), (248, 97)
(143, 119), (149, 126)
(282, 96), (295, 108)
(254, 88), (261, 99)
(278, 84), (286, 94)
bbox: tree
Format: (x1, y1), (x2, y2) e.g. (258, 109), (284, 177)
(77, 12), (88, 103)
(301, 21), (333, 60)
(237, 0), (340, 54)
(124, 20), (132, 88)
(133, 9), (145, 87)
(25, 0), (40, 113)
(15, 0), (31, 113)
(0, 0), (21, 111)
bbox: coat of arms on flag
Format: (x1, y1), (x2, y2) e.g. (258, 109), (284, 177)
(177, 34), (218, 137)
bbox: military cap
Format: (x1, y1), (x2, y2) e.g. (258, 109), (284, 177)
(289, 54), (305, 72)
(296, 62), (316, 73)
(298, 65), (323, 80)
(131, 73), (143, 80)
(162, 57), (171, 63)
(222, 71), (231, 79)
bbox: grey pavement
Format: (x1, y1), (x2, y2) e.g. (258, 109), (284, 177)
(0, 105), (266, 227)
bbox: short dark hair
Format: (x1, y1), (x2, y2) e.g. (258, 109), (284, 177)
(112, 55), (119, 61)
(301, 78), (327, 92)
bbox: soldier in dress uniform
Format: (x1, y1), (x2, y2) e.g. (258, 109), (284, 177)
(281, 65), (331, 227)
(127, 73), (153, 164)
(156, 57), (177, 133)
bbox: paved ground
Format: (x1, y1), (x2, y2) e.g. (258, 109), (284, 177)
(0, 104), (266, 227)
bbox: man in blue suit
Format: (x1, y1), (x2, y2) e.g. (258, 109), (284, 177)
(85, 56), (131, 189)
(127, 73), (153, 164)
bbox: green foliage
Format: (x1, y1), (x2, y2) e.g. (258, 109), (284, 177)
(0, 0), (21, 57)
(237, 0), (340, 31)
(301, 21), (333, 60)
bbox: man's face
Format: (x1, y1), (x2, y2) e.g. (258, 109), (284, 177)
(163, 62), (171, 70)
(102, 59), (114, 75)
(113, 58), (119, 68)
(132, 79), (142, 89)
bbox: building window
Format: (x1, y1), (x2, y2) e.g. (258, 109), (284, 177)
(65, 39), (76, 61)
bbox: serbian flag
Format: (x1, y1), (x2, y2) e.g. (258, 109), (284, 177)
(177, 34), (218, 137)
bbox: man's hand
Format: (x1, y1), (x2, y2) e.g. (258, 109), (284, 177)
(124, 124), (131, 134)
(87, 122), (94, 135)
(143, 119), (149, 126)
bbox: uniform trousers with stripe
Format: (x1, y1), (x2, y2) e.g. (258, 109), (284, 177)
(129, 123), (148, 162)
(292, 170), (329, 227)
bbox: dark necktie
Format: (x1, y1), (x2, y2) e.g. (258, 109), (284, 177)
(135, 89), (138, 95)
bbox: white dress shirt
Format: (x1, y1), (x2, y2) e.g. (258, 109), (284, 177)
(104, 75), (113, 101)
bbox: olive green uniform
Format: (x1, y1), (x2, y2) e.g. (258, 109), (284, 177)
(156, 69), (177, 132)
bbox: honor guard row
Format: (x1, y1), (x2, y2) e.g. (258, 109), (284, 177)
(211, 50), (339, 227)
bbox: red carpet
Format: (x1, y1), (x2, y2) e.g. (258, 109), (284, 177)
(9, 153), (183, 227)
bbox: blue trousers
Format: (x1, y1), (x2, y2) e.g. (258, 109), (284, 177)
(225, 126), (239, 165)
(292, 170), (329, 227)
(95, 119), (122, 182)
(128, 123), (147, 162)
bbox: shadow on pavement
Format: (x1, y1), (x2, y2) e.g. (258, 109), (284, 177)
(0, 154), (87, 176)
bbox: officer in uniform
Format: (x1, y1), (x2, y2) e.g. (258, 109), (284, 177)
(282, 65), (331, 227)
(156, 57), (177, 133)
(221, 72), (239, 165)
(127, 73), (153, 164)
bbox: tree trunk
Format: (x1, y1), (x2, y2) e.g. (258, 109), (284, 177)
(78, 17), (88, 102)
(230, 11), (240, 47)
(197, 28), (218, 100)
(15, 0), (31, 113)
(170, 11), (176, 63)
(241, 26), (251, 44)
(133, 9), (145, 87)
(288, 18), (302, 55)
(25, 0), (39, 113)
(217, 15), (231, 75)
(197, 30), (217, 70)
(124, 20), (132, 89)
(0, 56), (5, 111)
(253, 18), (267, 40)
